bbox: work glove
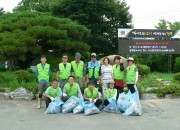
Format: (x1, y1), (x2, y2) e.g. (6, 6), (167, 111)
(50, 97), (55, 102)
(63, 93), (67, 97)
(94, 99), (97, 103)
(89, 98), (93, 102)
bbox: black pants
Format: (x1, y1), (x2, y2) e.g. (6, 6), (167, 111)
(115, 86), (124, 99)
(45, 97), (51, 108)
(104, 99), (110, 106)
(127, 84), (135, 93)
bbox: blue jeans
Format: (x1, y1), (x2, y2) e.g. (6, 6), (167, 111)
(59, 79), (68, 90)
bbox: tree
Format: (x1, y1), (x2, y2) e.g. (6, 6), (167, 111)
(14, 0), (132, 55)
(0, 7), (5, 15)
(0, 12), (90, 69)
(51, 0), (132, 54)
(13, 0), (55, 12)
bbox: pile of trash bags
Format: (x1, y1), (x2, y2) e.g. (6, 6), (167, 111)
(117, 85), (142, 116)
(82, 101), (100, 116)
(103, 98), (120, 113)
(44, 97), (64, 114)
(73, 96), (84, 114)
(62, 96), (79, 113)
(44, 85), (142, 116)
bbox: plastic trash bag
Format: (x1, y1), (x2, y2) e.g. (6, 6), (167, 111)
(117, 91), (131, 112)
(73, 95), (84, 114)
(124, 85), (142, 116)
(82, 101), (100, 116)
(103, 98), (120, 113)
(62, 96), (79, 113)
(44, 97), (64, 114)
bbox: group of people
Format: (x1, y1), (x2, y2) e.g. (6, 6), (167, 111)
(36, 52), (138, 110)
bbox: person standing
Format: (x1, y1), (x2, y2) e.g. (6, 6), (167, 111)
(86, 53), (101, 88)
(101, 57), (114, 99)
(44, 80), (62, 108)
(36, 55), (50, 109)
(71, 52), (85, 93)
(56, 53), (74, 90)
(113, 56), (125, 96)
(126, 57), (138, 93)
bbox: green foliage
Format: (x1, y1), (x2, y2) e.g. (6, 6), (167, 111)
(136, 64), (150, 76)
(156, 82), (180, 97)
(49, 72), (57, 81)
(173, 72), (180, 81)
(175, 57), (180, 72)
(0, 74), (6, 83)
(0, 12), (90, 69)
(24, 82), (38, 94)
(15, 70), (31, 82)
(26, 68), (33, 73)
(51, 0), (132, 55)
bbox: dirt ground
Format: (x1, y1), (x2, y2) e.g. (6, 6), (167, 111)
(0, 98), (180, 130)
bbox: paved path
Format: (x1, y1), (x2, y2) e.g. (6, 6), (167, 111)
(0, 99), (180, 130)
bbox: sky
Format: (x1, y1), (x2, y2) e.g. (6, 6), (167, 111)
(1, 0), (180, 29)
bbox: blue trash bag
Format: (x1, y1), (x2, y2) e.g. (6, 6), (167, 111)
(123, 85), (142, 116)
(44, 97), (64, 114)
(103, 98), (120, 113)
(62, 96), (79, 113)
(117, 91), (131, 112)
(73, 95), (84, 114)
(82, 101), (100, 116)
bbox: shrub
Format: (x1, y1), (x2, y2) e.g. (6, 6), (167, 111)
(0, 74), (7, 83)
(49, 72), (57, 81)
(156, 82), (180, 97)
(173, 72), (180, 81)
(15, 70), (31, 83)
(26, 68), (34, 73)
(175, 57), (180, 72)
(24, 82), (38, 94)
(136, 64), (150, 76)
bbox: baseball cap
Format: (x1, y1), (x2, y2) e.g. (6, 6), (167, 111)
(91, 53), (96, 56)
(75, 52), (81, 58)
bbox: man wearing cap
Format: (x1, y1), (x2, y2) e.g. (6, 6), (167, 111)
(125, 57), (138, 93)
(56, 53), (74, 90)
(44, 80), (63, 108)
(71, 52), (85, 93)
(86, 53), (101, 88)
(36, 55), (50, 109)
(84, 80), (102, 108)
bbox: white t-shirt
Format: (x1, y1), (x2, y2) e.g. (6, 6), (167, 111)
(101, 65), (113, 83)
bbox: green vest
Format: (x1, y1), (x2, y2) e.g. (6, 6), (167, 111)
(107, 88), (117, 98)
(49, 86), (61, 98)
(37, 63), (50, 81)
(88, 67), (100, 79)
(113, 64), (124, 80)
(65, 82), (78, 97)
(59, 63), (71, 80)
(85, 87), (98, 100)
(126, 64), (136, 83)
(71, 61), (84, 78)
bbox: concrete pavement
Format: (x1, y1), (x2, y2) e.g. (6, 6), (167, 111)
(0, 99), (180, 130)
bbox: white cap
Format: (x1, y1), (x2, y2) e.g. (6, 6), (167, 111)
(127, 57), (134, 62)
(91, 53), (96, 56)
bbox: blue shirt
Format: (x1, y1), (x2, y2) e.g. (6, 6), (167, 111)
(45, 87), (62, 97)
(36, 63), (50, 83)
